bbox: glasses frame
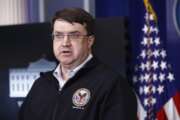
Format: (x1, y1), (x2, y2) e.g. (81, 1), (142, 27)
(52, 32), (89, 41)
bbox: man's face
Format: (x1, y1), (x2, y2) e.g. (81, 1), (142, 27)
(53, 20), (94, 69)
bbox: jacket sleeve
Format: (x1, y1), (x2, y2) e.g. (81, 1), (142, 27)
(100, 77), (137, 120)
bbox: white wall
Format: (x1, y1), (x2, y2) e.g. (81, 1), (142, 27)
(0, 0), (95, 26)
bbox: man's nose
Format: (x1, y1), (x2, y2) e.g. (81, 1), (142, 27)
(62, 35), (71, 46)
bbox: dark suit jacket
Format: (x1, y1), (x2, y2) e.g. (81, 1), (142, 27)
(18, 57), (137, 120)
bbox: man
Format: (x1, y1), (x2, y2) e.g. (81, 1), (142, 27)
(18, 8), (137, 120)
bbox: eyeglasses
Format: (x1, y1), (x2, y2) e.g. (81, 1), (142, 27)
(52, 32), (88, 41)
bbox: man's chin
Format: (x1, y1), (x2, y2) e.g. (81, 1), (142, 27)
(60, 57), (73, 63)
(60, 60), (74, 66)
(61, 60), (72, 65)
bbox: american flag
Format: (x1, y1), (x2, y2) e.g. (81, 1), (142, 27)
(132, 0), (180, 120)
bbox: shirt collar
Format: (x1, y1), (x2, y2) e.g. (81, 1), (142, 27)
(71, 54), (93, 74)
(53, 54), (93, 87)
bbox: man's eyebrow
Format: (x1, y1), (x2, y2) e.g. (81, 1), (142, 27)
(53, 31), (63, 34)
(68, 31), (81, 34)
(54, 31), (80, 34)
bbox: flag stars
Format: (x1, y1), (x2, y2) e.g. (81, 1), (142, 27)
(144, 85), (150, 95)
(132, 5), (178, 117)
(151, 97), (157, 105)
(154, 37), (160, 46)
(160, 61), (167, 70)
(145, 13), (154, 21)
(150, 26), (159, 34)
(148, 37), (153, 45)
(152, 27), (159, 34)
(160, 50), (166, 58)
(152, 86), (156, 94)
(147, 49), (153, 58)
(153, 50), (160, 58)
(149, 26), (153, 34)
(145, 61), (151, 71)
(145, 13), (148, 20)
(142, 24), (148, 34)
(144, 98), (149, 106)
(140, 74), (145, 83)
(157, 85), (164, 94)
(140, 50), (147, 59)
(144, 73), (150, 82)
(141, 37), (148, 45)
(167, 73), (175, 82)
(141, 37), (153, 46)
(159, 73), (165, 82)
(144, 13), (150, 21)
(144, 85), (156, 94)
(140, 62), (146, 71)
(149, 14), (154, 21)
(152, 74), (158, 82)
(144, 97), (157, 106)
(152, 61), (158, 70)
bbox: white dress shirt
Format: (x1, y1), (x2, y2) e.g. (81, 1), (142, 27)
(53, 54), (93, 90)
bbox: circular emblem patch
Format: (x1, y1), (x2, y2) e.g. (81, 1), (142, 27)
(72, 88), (91, 107)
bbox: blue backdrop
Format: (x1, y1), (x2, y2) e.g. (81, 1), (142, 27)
(96, 0), (180, 90)
(95, 0), (129, 17)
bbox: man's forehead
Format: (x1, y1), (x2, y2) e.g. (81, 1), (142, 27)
(53, 20), (87, 33)
(55, 19), (86, 27)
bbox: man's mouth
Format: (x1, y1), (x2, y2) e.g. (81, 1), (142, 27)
(61, 50), (72, 56)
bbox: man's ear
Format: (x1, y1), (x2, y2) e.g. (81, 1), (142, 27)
(88, 35), (95, 47)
